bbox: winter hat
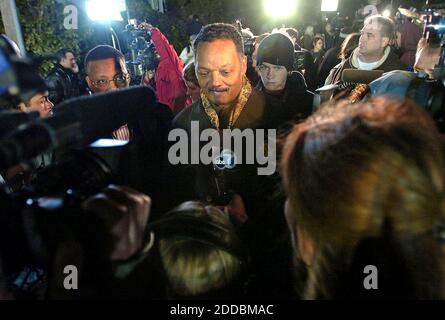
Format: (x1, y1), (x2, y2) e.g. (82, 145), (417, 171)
(256, 33), (295, 71)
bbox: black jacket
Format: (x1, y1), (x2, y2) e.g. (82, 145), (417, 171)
(316, 45), (341, 88)
(171, 88), (296, 298)
(256, 71), (314, 127)
(46, 64), (83, 106)
(171, 88), (289, 224)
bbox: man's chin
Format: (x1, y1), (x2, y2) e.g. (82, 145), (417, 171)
(209, 94), (231, 106)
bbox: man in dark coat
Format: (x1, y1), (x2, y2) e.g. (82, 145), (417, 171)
(172, 23), (296, 298)
(46, 49), (83, 106)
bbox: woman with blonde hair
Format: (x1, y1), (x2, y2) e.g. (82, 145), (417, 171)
(281, 97), (445, 299)
(146, 201), (248, 299)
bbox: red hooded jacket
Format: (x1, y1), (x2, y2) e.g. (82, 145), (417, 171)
(148, 28), (191, 113)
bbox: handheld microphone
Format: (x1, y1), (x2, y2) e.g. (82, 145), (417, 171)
(0, 86), (156, 170)
(341, 69), (384, 84)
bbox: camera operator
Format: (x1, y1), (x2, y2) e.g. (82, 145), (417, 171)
(138, 22), (189, 115)
(369, 38), (441, 103)
(0, 184), (152, 299)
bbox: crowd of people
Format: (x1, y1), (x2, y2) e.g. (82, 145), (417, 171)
(0, 4), (445, 300)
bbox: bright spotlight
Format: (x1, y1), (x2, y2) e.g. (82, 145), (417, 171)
(382, 9), (391, 18)
(86, 0), (126, 22)
(321, 0), (339, 12)
(264, 0), (298, 18)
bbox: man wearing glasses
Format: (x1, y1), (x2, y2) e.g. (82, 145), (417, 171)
(83, 45), (173, 213)
(84, 45), (132, 140)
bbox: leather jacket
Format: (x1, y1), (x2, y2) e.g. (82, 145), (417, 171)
(46, 64), (82, 105)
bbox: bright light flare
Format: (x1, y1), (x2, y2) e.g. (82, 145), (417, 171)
(264, 0), (298, 18)
(382, 9), (391, 18)
(86, 0), (126, 22)
(321, 0), (339, 12)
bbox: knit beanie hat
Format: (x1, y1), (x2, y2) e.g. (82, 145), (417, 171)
(256, 33), (294, 71)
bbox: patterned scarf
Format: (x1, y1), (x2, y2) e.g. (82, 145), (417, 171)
(200, 76), (252, 130)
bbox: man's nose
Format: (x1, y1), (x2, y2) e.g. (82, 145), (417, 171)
(45, 100), (54, 110)
(210, 71), (222, 87)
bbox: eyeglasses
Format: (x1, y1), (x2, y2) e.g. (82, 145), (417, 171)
(89, 73), (130, 89)
(257, 65), (286, 73)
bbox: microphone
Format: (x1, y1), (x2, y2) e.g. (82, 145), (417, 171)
(341, 69), (384, 84)
(0, 86), (156, 170)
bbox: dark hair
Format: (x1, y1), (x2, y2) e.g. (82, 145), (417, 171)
(193, 23), (244, 58)
(84, 45), (126, 74)
(339, 33), (360, 60)
(55, 48), (74, 63)
(182, 62), (199, 86)
(313, 36), (324, 48)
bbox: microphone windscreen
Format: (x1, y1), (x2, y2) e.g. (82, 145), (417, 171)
(342, 69), (384, 84)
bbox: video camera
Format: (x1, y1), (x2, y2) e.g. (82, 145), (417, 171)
(0, 41), (159, 297)
(0, 35), (48, 109)
(407, 0), (445, 130)
(123, 19), (160, 81)
(235, 20), (256, 61)
(364, 1), (445, 131)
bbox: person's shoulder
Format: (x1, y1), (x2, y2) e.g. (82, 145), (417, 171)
(287, 71), (308, 90)
(252, 88), (287, 113)
(46, 64), (64, 78)
(385, 50), (408, 70)
(324, 46), (337, 56)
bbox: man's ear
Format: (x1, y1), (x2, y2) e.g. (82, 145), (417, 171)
(17, 102), (26, 113)
(85, 75), (92, 90)
(241, 55), (247, 75)
(381, 36), (390, 49)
